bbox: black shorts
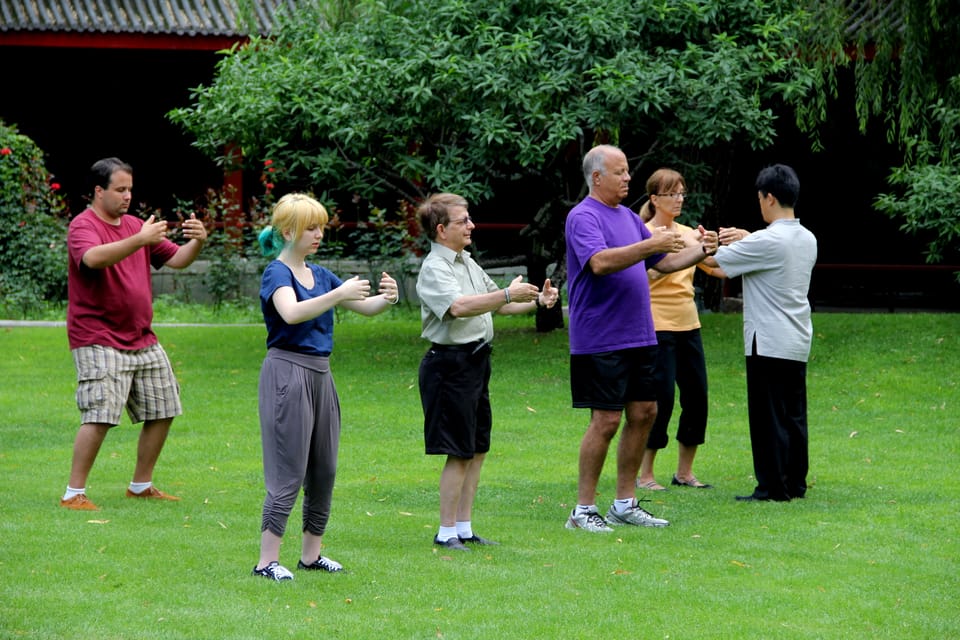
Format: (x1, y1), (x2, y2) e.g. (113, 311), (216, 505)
(418, 342), (492, 458)
(570, 346), (658, 410)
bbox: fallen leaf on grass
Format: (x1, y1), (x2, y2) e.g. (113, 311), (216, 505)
(849, 430), (858, 438)
(526, 406), (537, 413)
(730, 560), (750, 568)
(86, 519), (110, 524)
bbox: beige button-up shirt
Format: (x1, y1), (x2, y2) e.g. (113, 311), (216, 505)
(416, 242), (498, 345)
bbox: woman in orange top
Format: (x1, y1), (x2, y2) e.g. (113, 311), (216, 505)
(636, 168), (723, 490)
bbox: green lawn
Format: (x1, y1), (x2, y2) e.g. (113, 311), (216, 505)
(2, 312), (958, 639)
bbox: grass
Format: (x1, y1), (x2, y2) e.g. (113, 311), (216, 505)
(2, 312), (958, 639)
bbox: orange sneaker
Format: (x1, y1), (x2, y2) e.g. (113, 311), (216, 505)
(125, 486), (180, 501)
(60, 494), (100, 511)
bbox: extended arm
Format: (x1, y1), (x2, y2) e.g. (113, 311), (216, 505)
(449, 275), (540, 317)
(82, 215), (170, 269)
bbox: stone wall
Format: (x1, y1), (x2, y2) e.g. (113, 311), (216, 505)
(151, 259), (529, 305)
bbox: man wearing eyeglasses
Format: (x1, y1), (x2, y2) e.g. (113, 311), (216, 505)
(416, 192), (559, 551)
(563, 145), (718, 533)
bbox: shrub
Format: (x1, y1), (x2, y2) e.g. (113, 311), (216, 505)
(0, 121), (69, 317)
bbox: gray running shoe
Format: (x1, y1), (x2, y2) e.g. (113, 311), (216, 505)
(605, 500), (670, 527)
(565, 509), (614, 533)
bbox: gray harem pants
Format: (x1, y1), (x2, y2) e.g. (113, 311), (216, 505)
(258, 348), (340, 538)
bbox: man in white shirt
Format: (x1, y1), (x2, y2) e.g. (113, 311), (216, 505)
(709, 164), (817, 501)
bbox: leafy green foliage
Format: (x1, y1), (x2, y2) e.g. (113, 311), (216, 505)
(184, 188), (271, 309)
(807, 0), (960, 267)
(874, 83), (960, 269)
(0, 121), (70, 316)
(170, 0), (829, 275)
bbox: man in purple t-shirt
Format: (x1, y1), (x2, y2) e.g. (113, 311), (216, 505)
(60, 157), (207, 511)
(564, 145), (718, 533)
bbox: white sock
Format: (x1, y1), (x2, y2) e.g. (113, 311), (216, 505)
(129, 481), (152, 495)
(437, 525), (458, 542)
(575, 505), (598, 516)
(455, 521), (473, 539)
(613, 498), (635, 513)
(63, 486), (85, 500)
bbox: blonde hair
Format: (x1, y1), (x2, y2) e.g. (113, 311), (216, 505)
(258, 193), (329, 257)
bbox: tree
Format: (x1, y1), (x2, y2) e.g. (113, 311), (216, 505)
(0, 120), (69, 316)
(807, 0), (960, 268)
(171, 0), (832, 314)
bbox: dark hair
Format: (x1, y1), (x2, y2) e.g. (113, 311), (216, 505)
(417, 193), (468, 241)
(755, 164), (799, 208)
(89, 157), (133, 193)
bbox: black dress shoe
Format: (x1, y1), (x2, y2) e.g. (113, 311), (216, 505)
(433, 535), (470, 551)
(459, 534), (499, 546)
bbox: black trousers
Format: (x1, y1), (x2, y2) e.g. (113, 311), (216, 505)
(745, 353), (808, 500)
(647, 329), (708, 450)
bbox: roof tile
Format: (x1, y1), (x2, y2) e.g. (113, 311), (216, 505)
(0, 0), (299, 36)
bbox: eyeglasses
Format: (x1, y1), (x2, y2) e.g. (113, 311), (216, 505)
(448, 215), (474, 226)
(655, 192), (686, 200)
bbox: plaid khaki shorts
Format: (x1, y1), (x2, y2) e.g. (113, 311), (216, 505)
(72, 343), (182, 426)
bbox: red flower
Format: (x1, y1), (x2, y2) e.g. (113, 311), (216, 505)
(50, 182), (61, 191)
(0, 147), (11, 155)
(264, 159), (273, 166)
(265, 183), (274, 190)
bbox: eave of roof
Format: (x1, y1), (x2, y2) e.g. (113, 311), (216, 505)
(0, 0), (299, 48)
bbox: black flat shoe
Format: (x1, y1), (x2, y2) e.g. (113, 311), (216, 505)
(459, 534), (499, 546)
(433, 536), (470, 551)
(671, 475), (713, 489)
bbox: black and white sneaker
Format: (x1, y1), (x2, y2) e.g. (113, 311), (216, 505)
(297, 556), (343, 572)
(253, 561), (294, 581)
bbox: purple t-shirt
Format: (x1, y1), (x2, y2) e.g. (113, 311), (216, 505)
(565, 197), (663, 355)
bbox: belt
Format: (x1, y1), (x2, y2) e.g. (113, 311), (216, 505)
(430, 341), (482, 352)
